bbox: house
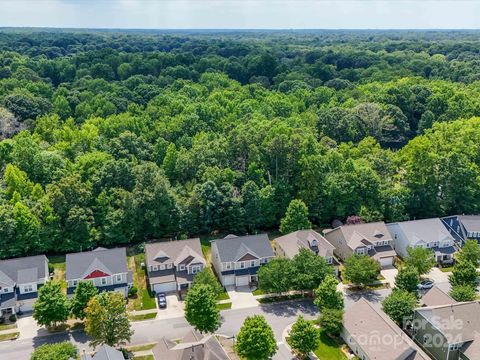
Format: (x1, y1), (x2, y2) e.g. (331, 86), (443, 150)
(145, 238), (206, 294)
(152, 330), (230, 360)
(387, 218), (456, 265)
(0, 255), (49, 315)
(342, 298), (429, 360)
(323, 222), (396, 268)
(274, 229), (339, 274)
(66, 247), (132, 297)
(420, 286), (457, 307)
(412, 301), (480, 360)
(441, 215), (480, 246)
(80, 345), (125, 360)
(211, 234), (275, 288)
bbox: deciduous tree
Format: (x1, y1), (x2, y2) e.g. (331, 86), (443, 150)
(235, 315), (277, 360)
(184, 284), (220, 333)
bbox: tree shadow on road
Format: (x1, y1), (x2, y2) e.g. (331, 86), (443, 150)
(259, 299), (318, 317)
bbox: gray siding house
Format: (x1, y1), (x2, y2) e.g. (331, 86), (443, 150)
(387, 218), (456, 265)
(0, 255), (49, 315)
(412, 302), (480, 360)
(211, 234), (275, 288)
(66, 247), (132, 298)
(442, 215), (480, 246)
(145, 238), (206, 294)
(323, 222), (396, 268)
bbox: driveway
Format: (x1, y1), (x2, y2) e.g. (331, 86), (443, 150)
(380, 266), (398, 288)
(426, 267), (450, 283)
(156, 294), (185, 319)
(226, 286), (258, 309)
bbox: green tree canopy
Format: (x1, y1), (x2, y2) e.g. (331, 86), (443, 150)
(343, 254), (380, 288)
(449, 284), (477, 302)
(184, 284), (221, 333)
(33, 281), (70, 328)
(84, 291), (133, 347)
(292, 248), (333, 291)
(288, 316), (320, 357)
(258, 257), (295, 294)
(318, 308), (344, 336)
(404, 246), (435, 276)
(192, 268), (224, 299)
(449, 260), (479, 288)
(457, 239), (480, 266)
(382, 290), (417, 325)
(314, 274), (344, 311)
(70, 280), (98, 320)
(30, 341), (77, 360)
(235, 315), (278, 360)
(395, 266), (420, 293)
(279, 199), (311, 234)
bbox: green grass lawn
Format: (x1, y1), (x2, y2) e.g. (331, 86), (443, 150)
(48, 255), (67, 290)
(314, 330), (348, 360)
(133, 356), (154, 360)
(0, 323), (17, 331)
(216, 302), (232, 310)
(0, 332), (19, 341)
(440, 266), (454, 272)
(217, 291), (230, 300)
(127, 254), (157, 311)
(128, 312), (157, 321)
(126, 343), (156, 352)
(252, 288), (265, 296)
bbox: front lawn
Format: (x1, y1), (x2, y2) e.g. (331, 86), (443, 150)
(126, 343), (157, 352)
(127, 253), (157, 311)
(218, 291), (230, 300)
(128, 312), (157, 321)
(252, 288), (265, 296)
(0, 332), (19, 341)
(133, 356), (154, 360)
(216, 302), (232, 310)
(440, 266), (454, 272)
(0, 323), (17, 331)
(314, 330), (348, 360)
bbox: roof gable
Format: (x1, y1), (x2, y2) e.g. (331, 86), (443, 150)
(0, 255), (48, 285)
(212, 234), (274, 263)
(66, 248), (127, 281)
(145, 238), (206, 268)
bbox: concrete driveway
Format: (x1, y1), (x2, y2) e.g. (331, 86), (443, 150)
(426, 267), (451, 283)
(380, 266), (398, 288)
(157, 294), (185, 319)
(226, 286), (258, 309)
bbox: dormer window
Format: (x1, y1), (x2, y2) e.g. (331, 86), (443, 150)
(179, 264), (185, 271)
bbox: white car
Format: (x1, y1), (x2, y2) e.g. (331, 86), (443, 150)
(417, 279), (434, 290)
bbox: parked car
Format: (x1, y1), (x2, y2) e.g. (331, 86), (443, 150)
(417, 279), (434, 290)
(157, 292), (167, 309)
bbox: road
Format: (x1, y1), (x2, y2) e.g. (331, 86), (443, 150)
(0, 300), (318, 360)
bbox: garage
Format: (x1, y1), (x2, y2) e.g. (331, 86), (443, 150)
(17, 298), (35, 313)
(222, 275), (235, 286)
(235, 276), (249, 287)
(379, 257), (394, 267)
(153, 281), (177, 293)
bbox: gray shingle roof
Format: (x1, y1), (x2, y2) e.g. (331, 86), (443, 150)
(145, 238), (205, 268)
(80, 345), (125, 360)
(274, 229), (334, 258)
(325, 222), (392, 251)
(457, 215), (480, 233)
(66, 247), (128, 280)
(211, 234), (274, 263)
(0, 255), (48, 286)
(388, 218), (454, 245)
(420, 286), (456, 307)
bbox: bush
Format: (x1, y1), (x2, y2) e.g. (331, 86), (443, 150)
(0, 316), (5, 324)
(128, 286), (138, 298)
(30, 341), (77, 360)
(9, 314), (16, 323)
(48, 263), (55, 275)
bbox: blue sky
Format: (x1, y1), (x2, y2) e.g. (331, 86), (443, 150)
(0, 0), (479, 29)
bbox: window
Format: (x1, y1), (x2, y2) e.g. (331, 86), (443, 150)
(326, 257), (333, 264)
(179, 264), (185, 271)
(225, 263), (231, 270)
(116, 274), (122, 282)
(3, 288), (9, 293)
(153, 265), (158, 271)
(250, 260), (255, 267)
(240, 262), (245, 269)
(191, 266), (201, 274)
(101, 278), (107, 286)
(160, 264), (165, 270)
(167, 263), (173, 269)
(260, 258), (267, 264)
(24, 284), (34, 293)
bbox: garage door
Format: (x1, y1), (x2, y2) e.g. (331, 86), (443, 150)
(223, 275), (235, 286)
(235, 276), (249, 287)
(379, 257), (393, 267)
(153, 282), (177, 293)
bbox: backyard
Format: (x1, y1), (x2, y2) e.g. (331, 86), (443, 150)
(314, 330), (348, 360)
(127, 252), (157, 312)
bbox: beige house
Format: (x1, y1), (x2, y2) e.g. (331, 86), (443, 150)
(274, 229), (338, 274)
(323, 221), (396, 268)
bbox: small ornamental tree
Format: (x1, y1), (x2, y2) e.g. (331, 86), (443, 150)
(85, 291), (133, 347)
(343, 254), (380, 288)
(382, 290), (417, 325)
(33, 281), (70, 328)
(258, 257), (294, 294)
(279, 199), (311, 234)
(405, 246), (435, 276)
(449, 284), (477, 302)
(318, 308), (344, 336)
(30, 341), (77, 360)
(314, 275), (344, 311)
(184, 284), (220, 333)
(192, 268), (223, 299)
(395, 266), (420, 293)
(235, 315), (278, 360)
(70, 281), (98, 320)
(457, 239), (480, 266)
(288, 316), (319, 357)
(449, 260), (479, 288)
(292, 249), (333, 291)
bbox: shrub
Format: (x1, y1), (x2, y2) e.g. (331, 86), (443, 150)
(9, 314), (17, 323)
(128, 286), (138, 298)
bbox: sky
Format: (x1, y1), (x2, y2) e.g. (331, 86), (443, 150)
(0, 0), (479, 30)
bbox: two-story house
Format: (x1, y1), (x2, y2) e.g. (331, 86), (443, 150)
(412, 301), (480, 360)
(211, 234), (275, 288)
(323, 222), (397, 268)
(144, 238), (206, 294)
(66, 247), (132, 298)
(343, 298), (429, 360)
(387, 218), (456, 265)
(274, 229), (339, 275)
(441, 215), (480, 246)
(0, 255), (49, 315)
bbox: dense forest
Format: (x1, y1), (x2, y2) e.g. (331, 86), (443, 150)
(0, 29), (479, 259)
